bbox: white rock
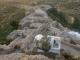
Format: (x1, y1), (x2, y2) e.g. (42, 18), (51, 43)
(35, 34), (44, 41)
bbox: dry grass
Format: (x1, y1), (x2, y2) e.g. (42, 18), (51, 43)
(0, 3), (25, 44)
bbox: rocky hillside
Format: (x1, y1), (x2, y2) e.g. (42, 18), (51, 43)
(0, 5), (61, 60)
(0, 0), (80, 59)
(5, 0), (80, 31)
(0, 5), (80, 60)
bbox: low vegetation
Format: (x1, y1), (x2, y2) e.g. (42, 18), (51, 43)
(41, 37), (51, 52)
(47, 7), (80, 31)
(0, 5), (25, 44)
(71, 17), (80, 31)
(47, 7), (69, 27)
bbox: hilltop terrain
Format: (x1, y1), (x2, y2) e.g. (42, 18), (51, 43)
(0, 0), (80, 60)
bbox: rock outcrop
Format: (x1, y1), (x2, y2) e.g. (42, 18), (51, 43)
(6, 5), (64, 54)
(0, 5), (80, 60)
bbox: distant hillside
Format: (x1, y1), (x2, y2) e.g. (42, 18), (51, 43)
(0, 0), (80, 5)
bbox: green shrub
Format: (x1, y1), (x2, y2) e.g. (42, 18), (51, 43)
(71, 17), (80, 31)
(47, 7), (80, 31)
(10, 20), (19, 29)
(41, 37), (51, 52)
(47, 8), (68, 27)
